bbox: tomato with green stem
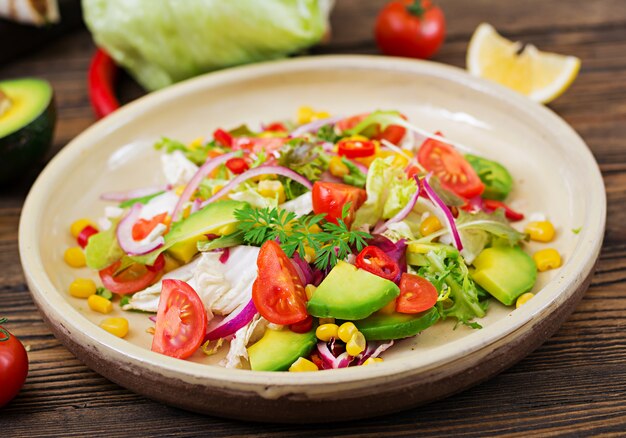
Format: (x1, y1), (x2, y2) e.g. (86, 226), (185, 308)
(0, 318), (28, 407)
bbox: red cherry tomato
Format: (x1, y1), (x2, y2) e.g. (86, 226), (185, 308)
(396, 273), (438, 313)
(152, 279), (207, 359)
(213, 128), (233, 147)
(264, 122), (288, 132)
(290, 315), (314, 334)
(132, 212), (168, 241)
(483, 199), (525, 222)
(77, 225), (99, 249)
(252, 241), (308, 325)
(336, 113), (407, 145)
(312, 181), (367, 228)
(355, 246), (401, 282)
(232, 137), (287, 155)
(0, 320), (28, 407)
(375, 0), (446, 60)
(225, 157), (250, 175)
(417, 133), (484, 198)
(99, 258), (161, 295)
(337, 138), (376, 158)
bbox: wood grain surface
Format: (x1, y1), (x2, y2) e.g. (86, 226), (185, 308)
(1, 0), (626, 436)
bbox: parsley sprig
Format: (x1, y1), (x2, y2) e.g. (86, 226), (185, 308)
(234, 204), (371, 271)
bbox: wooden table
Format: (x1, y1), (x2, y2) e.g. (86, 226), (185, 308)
(2, 0), (625, 435)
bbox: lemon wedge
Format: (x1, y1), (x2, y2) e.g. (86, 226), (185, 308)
(467, 23), (581, 103)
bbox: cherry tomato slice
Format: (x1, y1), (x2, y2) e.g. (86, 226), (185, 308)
(225, 157), (250, 175)
(132, 212), (168, 241)
(396, 273), (438, 313)
(417, 132), (485, 198)
(232, 137), (287, 155)
(151, 279), (207, 359)
(312, 181), (367, 227)
(336, 112), (407, 144)
(99, 259), (161, 295)
(290, 315), (313, 334)
(337, 138), (376, 158)
(213, 128), (233, 147)
(483, 199), (525, 222)
(252, 241), (308, 325)
(77, 225), (99, 249)
(146, 253), (166, 273)
(355, 246), (401, 282)
(264, 122), (288, 132)
(0, 323), (28, 407)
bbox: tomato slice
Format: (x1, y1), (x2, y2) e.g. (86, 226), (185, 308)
(337, 138), (376, 158)
(264, 122), (288, 132)
(252, 241), (308, 325)
(225, 157), (250, 175)
(99, 258), (161, 295)
(483, 199), (524, 222)
(417, 133), (485, 198)
(336, 112), (407, 144)
(232, 137), (287, 154)
(396, 273), (438, 313)
(151, 279), (207, 359)
(290, 315), (313, 334)
(312, 181), (367, 227)
(213, 128), (233, 147)
(355, 246), (401, 282)
(132, 212), (168, 241)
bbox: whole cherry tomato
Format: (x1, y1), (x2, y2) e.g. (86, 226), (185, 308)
(0, 318), (28, 407)
(375, 0), (446, 60)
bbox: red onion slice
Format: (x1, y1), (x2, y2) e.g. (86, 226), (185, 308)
(203, 299), (257, 342)
(171, 152), (236, 221)
(291, 253), (313, 285)
(202, 165), (313, 206)
(356, 340), (394, 365)
(316, 341), (355, 369)
(290, 115), (343, 138)
(373, 175), (421, 235)
(422, 174), (463, 251)
(116, 203), (165, 255)
(101, 185), (168, 202)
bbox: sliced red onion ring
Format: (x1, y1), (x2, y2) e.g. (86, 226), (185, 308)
(290, 115), (343, 138)
(203, 299), (257, 342)
(356, 340), (394, 365)
(422, 174), (463, 251)
(317, 341), (354, 369)
(219, 248), (230, 264)
(171, 152), (236, 221)
(202, 165), (313, 206)
(291, 252), (313, 285)
(101, 185), (168, 202)
(116, 203), (165, 255)
(373, 175), (421, 235)
(319, 170), (343, 184)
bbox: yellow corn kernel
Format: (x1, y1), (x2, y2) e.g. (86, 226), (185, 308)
(362, 357), (384, 366)
(100, 317), (129, 338)
(329, 155), (349, 178)
(188, 137), (204, 150)
(70, 218), (96, 238)
(88, 294), (113, 314)
(69, 278), (97, 298)
(211, 185), (224, 196)
(182, 205), (191, 219)
(346, 331), (366, 356)
(316, 323), (339, 341)
(319, 317), (335, 325)
(297, 106), (315, 125)
(377, 298), (397, 315)
(174, 185), (186, 196)
(533, 248), (562, 272)
(163, 254), (181, 274)
(303, 245), (317, 263)
(516, 292), (535, 308)
(525, 221), (556, 242)
(257, 180), (286, 203)
(392, 153), (410, 168)
(289, 357), (319, 372)
(420, 215), (443, 236)
(313, 111), (331, 120)
(305, 284), (317, 300)
(64, 247), (86, 268)
(337, 322), (358, 343)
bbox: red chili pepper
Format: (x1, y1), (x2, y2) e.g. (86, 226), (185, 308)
(355, 246), (401, 282)
(483, 199), (524, 221)
(77, 225), (99, 249)
(88, 49), (120, 119)
(264, 122), (288, 132)
(213, 129), (234, 147)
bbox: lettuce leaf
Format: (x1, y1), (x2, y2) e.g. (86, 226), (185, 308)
(85, 221), (124, 270)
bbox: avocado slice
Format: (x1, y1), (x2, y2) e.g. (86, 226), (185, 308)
(0, 78), (55, 184)
(247, 327), (317, 371)
(465, 154), (513, 201)
(471, 245), (537, 306)
(353, 307), (440, 341)
(307, 261), (400, 320)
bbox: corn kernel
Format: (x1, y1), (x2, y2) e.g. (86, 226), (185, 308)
(329, 156), (349, 178)
(289, 357), (319, 372)
(362, 357), (384, 366)
(174, 185), (186, 196)
(257, 180), (286, 204)
(211, 185), (224, 196)
(392, 153), (410, 168)
(64, 247), (86, 268)
(533, 248), (562, 272)
(377, 299), (397, 315)
(420, 215), (443, 236)
(69, 278), (97, 298)
(70, 218), (96, 238)
(319, 317), (335, 325)
(516, 292), (535, 308)
(346, 331), (366, 356)
(100, 317), (129, 338)
(313, 111), (331, 120)
(316, 323), (339, 341)
(308, 224), (322, 234)
(303, 245), (317, 263)
(337, 322), (358, 343)
(305, 284), (317, 300)
(525, 221), (556, 242)
(188, 137), (204, 150)
(88, 294), (113, 314)
(297, 106), (315, 125)
(163, 254), (182, 274)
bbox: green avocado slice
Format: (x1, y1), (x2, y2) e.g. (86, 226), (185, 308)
(248, 327), (317, 371)
(353, 307), (440, 341)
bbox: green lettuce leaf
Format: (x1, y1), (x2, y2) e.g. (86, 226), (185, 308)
(85, 221), (124, 270)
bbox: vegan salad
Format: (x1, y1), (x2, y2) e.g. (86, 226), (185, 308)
(64, 108), (562, 372)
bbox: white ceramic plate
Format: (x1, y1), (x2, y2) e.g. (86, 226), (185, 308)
(19, 56), (605, 422)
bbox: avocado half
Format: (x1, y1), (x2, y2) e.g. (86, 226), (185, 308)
(0, 78), (56, 184)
